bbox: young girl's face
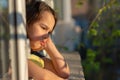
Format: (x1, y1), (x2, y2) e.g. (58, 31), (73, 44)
(27, 11), (55, 51)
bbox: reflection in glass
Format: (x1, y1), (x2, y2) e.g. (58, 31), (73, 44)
(0, 0), (10, 79)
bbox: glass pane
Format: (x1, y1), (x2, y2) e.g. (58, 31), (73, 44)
(0, 0), (11, 79)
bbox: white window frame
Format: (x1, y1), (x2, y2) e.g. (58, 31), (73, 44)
(9, 0), (28, 80)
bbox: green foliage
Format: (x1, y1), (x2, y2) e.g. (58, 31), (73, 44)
(76, 0), (85, 8)
(82, 0), (120, 79)
(88, 29), (98, 36)
(82, 49), (100, 79)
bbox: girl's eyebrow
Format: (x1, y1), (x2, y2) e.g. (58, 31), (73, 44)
(41, 23), (48, 29)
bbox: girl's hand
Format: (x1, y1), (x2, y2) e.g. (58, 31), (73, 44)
(44, 37), (53, 50)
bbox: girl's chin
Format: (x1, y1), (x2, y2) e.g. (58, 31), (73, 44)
(31, 47), (43, 51)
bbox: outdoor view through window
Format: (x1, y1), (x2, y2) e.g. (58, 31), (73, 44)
(0, 0), (10, 79)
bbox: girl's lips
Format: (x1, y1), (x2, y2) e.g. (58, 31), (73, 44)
(40, 40), (46, 47)
(32, 41), (47, 51)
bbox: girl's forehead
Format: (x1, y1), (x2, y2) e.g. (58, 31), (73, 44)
(40, 11), (52, 18)
(37, 11), (55, 31)
(36, 11), (53, 22)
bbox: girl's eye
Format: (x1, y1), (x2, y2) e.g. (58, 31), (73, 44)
(41, 26), (46, 30)
(40, 24), (48, 30)
(41, 25), (47, 30)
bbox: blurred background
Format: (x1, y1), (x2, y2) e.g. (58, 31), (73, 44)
(53, 0), (120, 80)
(0, 0), (120, 80)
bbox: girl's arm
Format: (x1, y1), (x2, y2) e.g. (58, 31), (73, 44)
(28, 60), (65, 80)
(44, 38), (70, 78)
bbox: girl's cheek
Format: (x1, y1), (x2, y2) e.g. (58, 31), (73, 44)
(30, 41), (42, 50)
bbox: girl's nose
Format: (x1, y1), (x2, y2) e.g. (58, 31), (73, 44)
(40, 35), (49, 47)
(40, 33), (49, 42)
(40, 34), (49, 41)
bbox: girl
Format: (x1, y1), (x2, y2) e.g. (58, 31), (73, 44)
(26, 1), (70, 80)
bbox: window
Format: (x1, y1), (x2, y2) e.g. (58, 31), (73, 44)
(0, 0), (10, 79)
(0, 0), (28, 80)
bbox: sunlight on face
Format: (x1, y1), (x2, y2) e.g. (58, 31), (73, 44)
(27, 11), (55, 51)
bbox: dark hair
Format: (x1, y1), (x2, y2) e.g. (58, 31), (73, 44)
(26, 0), (57, 32)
